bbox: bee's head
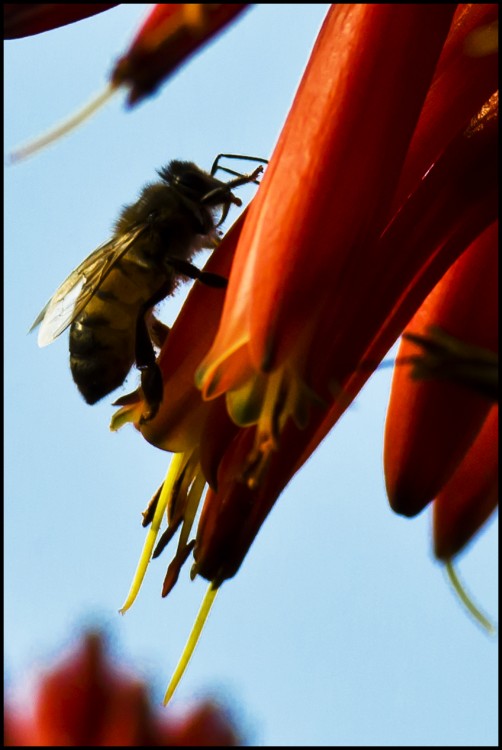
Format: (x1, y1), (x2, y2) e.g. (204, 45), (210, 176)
(159, 161), (240, 208)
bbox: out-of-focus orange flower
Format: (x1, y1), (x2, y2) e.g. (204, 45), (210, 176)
(111, 4), (249, 105)
(4, 630), (241, 746)
(3, 4), (118, 39)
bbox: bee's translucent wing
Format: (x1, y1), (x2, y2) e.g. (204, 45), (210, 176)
(30, 225), (147, 347)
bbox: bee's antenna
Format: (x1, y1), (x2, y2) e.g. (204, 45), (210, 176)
(210, 153), (268, 177)
(214, 164), (263, 185)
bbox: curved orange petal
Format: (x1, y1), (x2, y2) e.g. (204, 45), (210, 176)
(433, 405), (498, 560)
(384, 220), (498, 517)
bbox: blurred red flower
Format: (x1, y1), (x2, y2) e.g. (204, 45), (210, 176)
(4, 631), (241, 746)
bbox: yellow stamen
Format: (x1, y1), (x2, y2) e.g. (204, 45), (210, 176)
(8, 83), (117, 164)
(242, 439), (275, 490)
(178, 471), (207, 551)
(445, 560), (496, 635)
(163, 581), (219, 705)
(238, 369), (290, 489)
(119, 452), (185, 614)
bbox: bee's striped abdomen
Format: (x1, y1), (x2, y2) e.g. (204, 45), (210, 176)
(69, 257), (163, 404)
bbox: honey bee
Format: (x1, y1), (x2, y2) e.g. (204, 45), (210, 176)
(31, 155), (265, 420)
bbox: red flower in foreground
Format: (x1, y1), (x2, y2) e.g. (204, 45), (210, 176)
(109, 4), (497, 699)
(4, 631), (241, 746)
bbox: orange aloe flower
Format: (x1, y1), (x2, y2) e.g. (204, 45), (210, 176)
(115, 5), (497, 596)
(384, 220), (498, 544)
(4, 630), (242, 746)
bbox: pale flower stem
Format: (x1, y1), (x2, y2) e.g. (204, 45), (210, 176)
(445, 560), (496, 635)
(8, 83), (117, 164)
(163, 582), (219, 705)
(119, 452), (186, 614)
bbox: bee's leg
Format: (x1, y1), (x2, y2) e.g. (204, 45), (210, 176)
(167, 257), (228, 288)
(202, 165), (264, 226)
(135, 310), (163, 423)
(146, 312), (170, 348)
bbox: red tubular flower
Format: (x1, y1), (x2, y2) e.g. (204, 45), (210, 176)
(3, 4), (118, 39)
(4, 631), (241, 746)
(384, 220), (498, 518)
(433, 405), (498, 560)
(111, 4), (249, 105)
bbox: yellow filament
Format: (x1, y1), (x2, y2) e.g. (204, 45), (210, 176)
(119, 452), (186, 614)
(445, 560), (496, 635)
(163, 581), (219, 705)
(260, 369), (285, 450)
(8, 83), (117, 164)
(177, 471), (207, 552)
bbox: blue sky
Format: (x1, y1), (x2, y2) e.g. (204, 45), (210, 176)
(4, 5), (498, 746)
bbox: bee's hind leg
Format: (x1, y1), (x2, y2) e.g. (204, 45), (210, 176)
(135, 310), (163, 423)
(147, 312), (170, 348)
